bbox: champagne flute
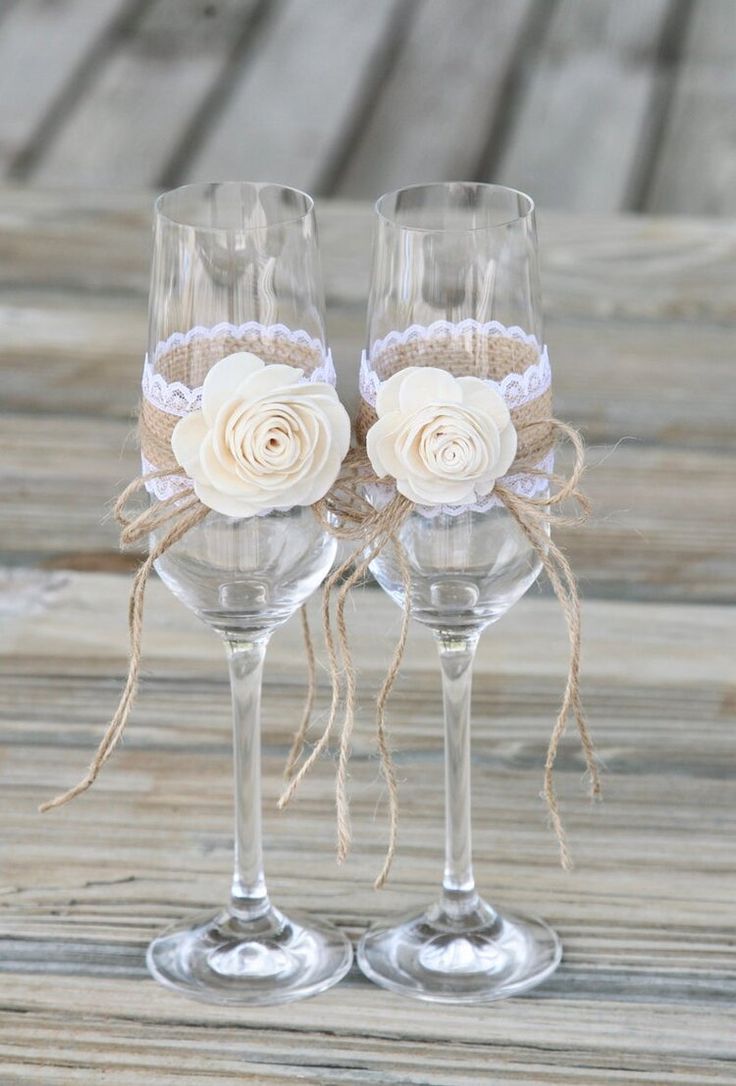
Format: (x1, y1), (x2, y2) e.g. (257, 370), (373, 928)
(356, 182), (561, 1003)
(143, 182), (352, 1004)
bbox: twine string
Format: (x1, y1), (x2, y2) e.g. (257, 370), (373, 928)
(283, 605), (317, 781)
(39, 478), (208, 813)
(280, 418), (599, 886)
(372, 534), (411, 890)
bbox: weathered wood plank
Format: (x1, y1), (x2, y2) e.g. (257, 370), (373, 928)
(336, 0), (534, 199)
(0, 189), (735, 322)
(319, 200), (736, 320)
(0, 989), (733, 1085)
(495, 0), (673, 212)
(0, 982), (733, 1085)
(184, 0), (401, 192)
(0, 575), (735, 1082)
(648, 0), (736, 215)
(31, 0), (261, 188)
(0, 0), (135, 177)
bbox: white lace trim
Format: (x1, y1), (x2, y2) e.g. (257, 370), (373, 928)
(143, 321), (336, 418)
(370, 317), (541, 357)
(152, 320), (329, 365)
(365, 449), (554, 519)
(141, 455), (192, 503)
(142, 364), (203, 418)
(418, 449), (554, 517)
(360, 319), (550, 412)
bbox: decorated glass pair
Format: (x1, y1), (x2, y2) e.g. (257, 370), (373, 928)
(44, 181), (597, 1006)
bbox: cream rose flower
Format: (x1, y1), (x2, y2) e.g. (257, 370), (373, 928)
(366, 366), (517, 506)
(171, 351), (350, 517)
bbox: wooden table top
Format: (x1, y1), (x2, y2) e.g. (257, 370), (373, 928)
(1, 187), (735, 1083)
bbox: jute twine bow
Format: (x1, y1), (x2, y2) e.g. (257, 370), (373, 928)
(39, 329), (327, 815)
(279, 331), (601, 888)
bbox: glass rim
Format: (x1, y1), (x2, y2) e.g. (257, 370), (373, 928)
(154, 181), (315, 232)
(375, 181), (535, 233)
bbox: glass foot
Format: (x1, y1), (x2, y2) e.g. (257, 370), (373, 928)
(357, 896), (561, 1004)
(147, 904), (353, 1005)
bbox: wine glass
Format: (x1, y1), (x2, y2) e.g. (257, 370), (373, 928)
(356, 182), (561, 1003)
(143, 182), (352, 1004)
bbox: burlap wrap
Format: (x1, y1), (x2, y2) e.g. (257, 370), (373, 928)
(140, 331), (328, 477)
(355, 330), (553, 470)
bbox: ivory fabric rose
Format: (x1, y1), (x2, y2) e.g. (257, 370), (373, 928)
(366, 366), (517, 506)
(171, 351), (350, 517)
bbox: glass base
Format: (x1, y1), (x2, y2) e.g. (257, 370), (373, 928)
(147, 904), (353, 1005)
(357, 896), (561, 1004)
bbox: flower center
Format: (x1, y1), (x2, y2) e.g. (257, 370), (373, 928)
(414, 409), (490, 479)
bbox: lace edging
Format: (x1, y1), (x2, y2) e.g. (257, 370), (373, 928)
(142, 322), (336, 417)
(152, 320), (327, 363)
(370, 317), (542, 358)
(417, 449), (555, 517)
(141, 455), (192, 503)
(359, 319), (550, 412)
(365, 449), (555, 519)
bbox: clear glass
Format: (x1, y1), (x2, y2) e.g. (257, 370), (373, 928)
(144, 183), (352, 1004)
(357, 183), (561, 1003)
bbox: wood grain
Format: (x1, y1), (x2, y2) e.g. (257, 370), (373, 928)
(31, 0), (261, 188)
(0, 189), (735, 320)
(495, 0), (673, 211)
(183, 0), (401, 192)
(336, 0), (534, 199)
(0, 0), (735, 215)
(2, 410), (734, 602)
(648, 0), (736, 215)
(0, 188), (734, 1082)
(0, 0), (134, 176)
(3, 288), (734, 454)
(1, 574), (735, 1083)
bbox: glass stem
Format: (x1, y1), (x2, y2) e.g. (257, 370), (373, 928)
(225, 635), (272, 920)
(435, 631), (481, 919)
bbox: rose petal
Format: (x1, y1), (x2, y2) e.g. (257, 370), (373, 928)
(273, 447), (343, 507)
(496, 419), (518, 477)
(233, 363), (305, 402)
(179, 368), (352, 516)
(397, 367), (462, 414)
(314, 392), (351, 458)
(192, 479), (266, 518)
(287, 391), (351, 462)
(199, 431), (254, 495)
(396, 473), (477, 506)
(170, 410), (209, 480)
(457, 376), (511, 428)
(201, 352), (265, 425)
(374, 366), (459, 417)
(303, 448), (344, 503)
(366, 413), (408, 479)
(373, 367), (414, 416)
